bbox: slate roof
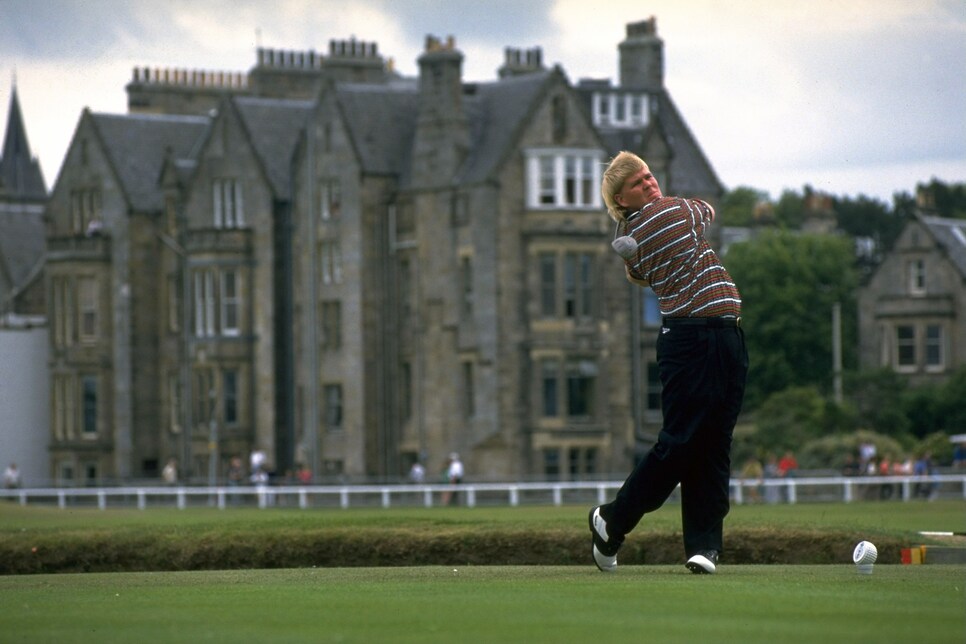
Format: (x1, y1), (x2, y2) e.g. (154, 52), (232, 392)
(922, 215), (966, 278)
(0, 86), (47, 200)
(88, 112), (210, 212)
(232, 96), (314, 199)
(332, 70), (555, 189)
(577, 86), (723, 198)
(334, 82), (419, 177)
(0, 209), (44, 294)
(458, 70), (556, 185)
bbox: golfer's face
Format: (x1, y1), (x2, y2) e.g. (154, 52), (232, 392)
(616, 166), (662, 212)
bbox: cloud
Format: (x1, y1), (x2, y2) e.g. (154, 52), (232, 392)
(1, 0), (963, 202)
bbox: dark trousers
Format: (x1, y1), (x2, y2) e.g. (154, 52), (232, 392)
(604, 323), (748, 557)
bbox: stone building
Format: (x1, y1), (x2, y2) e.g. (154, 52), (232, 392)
(1, 84), (47, 320)
(0, 83), (50, 486)
(857, 209), (966, 386)
(43, 18), (722, 484)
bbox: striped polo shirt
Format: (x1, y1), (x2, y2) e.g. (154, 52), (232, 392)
(624, 196), (741, 318)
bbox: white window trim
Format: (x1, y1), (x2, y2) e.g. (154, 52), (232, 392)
(221, 270), (240, 337)
(592, 92), (651, 129)
(907, 258), (926, 296)
(525, 148), (603, 210)
(924, 324), (946, 373)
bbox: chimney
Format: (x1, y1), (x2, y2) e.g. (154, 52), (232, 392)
(498, 46), (545, 79)
(411, 35), (469, 185)
(619, 17), (664, 90)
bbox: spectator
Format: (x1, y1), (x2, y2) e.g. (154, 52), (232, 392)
(227, 456), (245, 486)
(913, 453), (938, 500)
(777, 451), (798, 478)
(841, 453), (861, 477)
(878, 455), (894, 500)
(953, 443), (966, 469)
(296, 463), (312, 484)
(777, 451), (798, 501)
(161, 458), (178, 485)
(441, 453), (464, 506)
(3, 463), (22, 489)
(408, 461), (426, 484)
(859, 441), (877, 473)
(763, 453), (780, 504)
(739, 457), (763, 503)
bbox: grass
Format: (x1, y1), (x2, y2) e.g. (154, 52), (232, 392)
(3, 499), (964, 536)
(1, 501), (964, 641)
(1, 565), (963, 643)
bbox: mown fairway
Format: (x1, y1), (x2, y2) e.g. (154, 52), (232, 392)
(1, 565), (963, 643)
(1, 500), (964, 642)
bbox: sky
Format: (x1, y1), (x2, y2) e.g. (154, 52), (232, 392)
(1, 0), (964, 203)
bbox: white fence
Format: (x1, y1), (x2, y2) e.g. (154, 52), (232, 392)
(2, 474), (965, 510)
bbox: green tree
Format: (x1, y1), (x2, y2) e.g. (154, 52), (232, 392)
(919, 179), (966, 219)
(773, 189), (805, 229)
(724, 230), (859, 408)
(720, 186), (767, 227)
(845, 369), (912, 440)
(833, 194), (907, 258)
(901, 367), (966, 439)
(753, 386), (828, 454)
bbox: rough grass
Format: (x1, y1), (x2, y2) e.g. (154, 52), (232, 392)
(1, 500), (962, 574)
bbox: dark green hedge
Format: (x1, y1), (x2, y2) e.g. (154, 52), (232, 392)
(0, 528), (910, 575)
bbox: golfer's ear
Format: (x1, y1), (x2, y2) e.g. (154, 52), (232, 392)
(613, 193), (625, 208)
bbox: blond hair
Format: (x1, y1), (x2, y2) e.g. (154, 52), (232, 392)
(601, 151), (648, 223)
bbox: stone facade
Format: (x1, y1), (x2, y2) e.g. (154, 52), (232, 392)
(858, 212), (966, 386)
(43, 20), (723, 484)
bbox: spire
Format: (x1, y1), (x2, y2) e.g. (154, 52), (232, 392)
(0, 84), (47, 199)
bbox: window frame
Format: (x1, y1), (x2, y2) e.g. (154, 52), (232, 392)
(525, 149), (603, 210)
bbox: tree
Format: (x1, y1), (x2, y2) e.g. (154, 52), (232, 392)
(724, 230), (859, 408)
(720, 186), (767, 227)
(753, 386), (829, 454)
(845, 369), (912, 439)
(773, 189), (805, 229)
(919, 179), (966, 219)
(833, 194), (907, 263)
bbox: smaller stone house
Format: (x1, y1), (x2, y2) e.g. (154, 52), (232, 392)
(858, 213), (966, 385)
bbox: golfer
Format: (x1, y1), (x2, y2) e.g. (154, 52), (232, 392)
(590, 151), (748, 574)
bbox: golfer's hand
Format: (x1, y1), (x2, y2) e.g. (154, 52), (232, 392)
(625, 265), (649, 287)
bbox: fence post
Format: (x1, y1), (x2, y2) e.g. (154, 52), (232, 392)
(340, 488), (350, 509)
(177, 489), (186, 510)
(424, 488), (433, 507)
(509, 486), (519, 507)
(733, 481), (743, 505)
(467, 487), (476, 508)
(381, 488), (391, 509)
(552, 485), (562, 507)
(787, 481), (797, 504)
(299, 489), (308, 509)
(137, 490), (146, 510)
(98, 491), (106, 510)
(843, 480), (852, 503)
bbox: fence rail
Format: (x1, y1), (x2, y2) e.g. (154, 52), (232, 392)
(2, 475), (964, 510)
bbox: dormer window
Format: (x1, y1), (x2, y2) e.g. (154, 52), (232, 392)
(592, 92), (650, 129)
(213, 178), (244, 228)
